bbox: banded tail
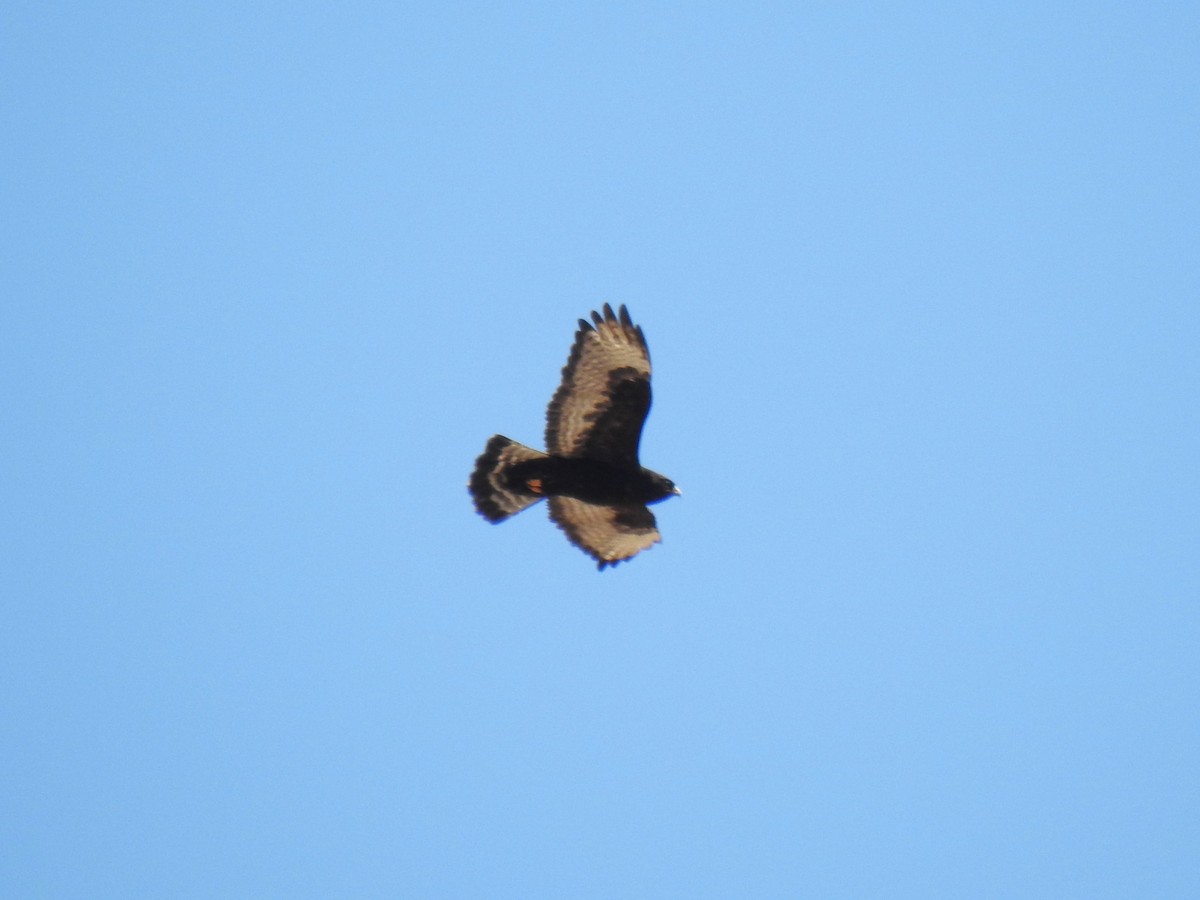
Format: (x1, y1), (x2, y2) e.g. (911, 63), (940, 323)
(469, 435), (548, 522)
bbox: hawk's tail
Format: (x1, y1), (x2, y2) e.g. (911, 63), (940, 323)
(469, 435), (548, 523)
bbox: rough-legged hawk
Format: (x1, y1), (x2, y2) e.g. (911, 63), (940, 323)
(469, 304), (679, 569)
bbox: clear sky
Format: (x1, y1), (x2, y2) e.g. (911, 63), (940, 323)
(3, 2), (1198, 897)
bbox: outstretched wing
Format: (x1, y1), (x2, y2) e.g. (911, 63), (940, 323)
(547, 497), (660, 570)
(545, 303), (651, 467)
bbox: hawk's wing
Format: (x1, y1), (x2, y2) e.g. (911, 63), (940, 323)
(548, 497), (660, 570)
(545, 303), (651, 467)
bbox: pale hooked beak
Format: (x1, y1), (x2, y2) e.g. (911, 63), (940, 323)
(671, 486), (682, 496)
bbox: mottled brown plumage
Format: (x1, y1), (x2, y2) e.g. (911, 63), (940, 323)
(469, 304), (678, 570)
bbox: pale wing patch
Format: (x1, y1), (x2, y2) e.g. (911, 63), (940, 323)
(548, 497), (660, 569)
(545, 304), (651, 458)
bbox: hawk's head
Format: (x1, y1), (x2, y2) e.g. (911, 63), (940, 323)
(646, 471), (681, 503)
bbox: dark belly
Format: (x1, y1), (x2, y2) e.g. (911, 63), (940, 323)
(506, 457), (664, 505)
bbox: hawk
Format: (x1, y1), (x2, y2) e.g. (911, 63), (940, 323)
(469, 303), (679, 569)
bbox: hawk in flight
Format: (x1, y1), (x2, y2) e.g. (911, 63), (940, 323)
(469, 304), (679, 569)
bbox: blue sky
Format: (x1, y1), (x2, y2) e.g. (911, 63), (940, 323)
(3, 2), (1198, 897)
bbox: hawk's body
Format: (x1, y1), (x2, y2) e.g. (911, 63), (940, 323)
(469, 304), (678, 569)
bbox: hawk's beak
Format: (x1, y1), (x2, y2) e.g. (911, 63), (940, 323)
(672, 486), (682, 496)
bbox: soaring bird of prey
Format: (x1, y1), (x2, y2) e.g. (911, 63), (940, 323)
(469, 303), (679, 569)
